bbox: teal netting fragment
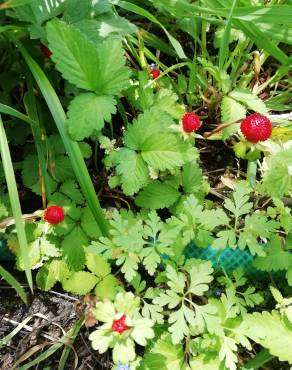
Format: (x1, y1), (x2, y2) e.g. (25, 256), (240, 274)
(184, 242), (282, 279)
(0, 239), (14, 261)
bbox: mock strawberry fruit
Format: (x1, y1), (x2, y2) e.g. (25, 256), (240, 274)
(44, 205), (64, 225)
(182, 112), (201, 133)
(240, 113), (272, 142)
(112, 314), (130, 334)
(40, 44), (52, 58)
(150, 68), (160, 79)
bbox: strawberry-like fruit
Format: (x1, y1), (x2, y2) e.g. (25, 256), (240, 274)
(112, 314), (130, 334)
(40, 44), (52, 58)
(150, 68), (160, 79)
(240, 113), (272, 143)
(182, 112), (201, 133)
(44, 205), (64, 225)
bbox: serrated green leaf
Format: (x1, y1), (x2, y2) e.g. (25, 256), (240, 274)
(78, 142), (92, 159)
(47, 19), (101, 91)
(81, 207), (103, 239)
(229, 88), (269, 114)
(62, 226), (87, 271)
(67, 93), (116, 140)
(141, 135), (186, 171)
(53, 155), (75, 182)
(182, 162), (203, 194)
(116, 149), (149, 195)
(135, 182), (180, 209)
(60, 180), (84, 205)
(62, 271), (98, 295)
(221, 96), (246, 124)
(36, 260), (70, 291)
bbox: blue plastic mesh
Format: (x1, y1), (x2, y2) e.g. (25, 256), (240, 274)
(0, 239), (14, 261)
(184, 242), (282, 279)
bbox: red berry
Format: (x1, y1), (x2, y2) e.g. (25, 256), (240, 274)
(182, 112), (201, 133)
(240, 113), (272, 143)
(112, 314), (130, 334)
(44, 206), (64, 225)
(40, 44), (52, 58)
(150, 68), (160, 79)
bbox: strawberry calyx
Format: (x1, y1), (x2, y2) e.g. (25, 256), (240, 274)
(111, 314), (131, 334)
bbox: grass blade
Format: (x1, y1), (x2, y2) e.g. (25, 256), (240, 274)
(14, 317), (84, 370)
(14, 40), (109, 236)
(242, 349), (274, 369)
(219, 0), (237, 71)
(0, 264), (27, 304)
(0, 316), (32, 348)
(0, 103), (37, 126)
(0, 115), (33, 291)
(119, 1), (186, 59)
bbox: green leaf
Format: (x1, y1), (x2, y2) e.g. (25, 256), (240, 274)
(62, 226), (87, 271)
(188, 261), (213, 296)
(224, 184), (253, 220)
(241, 310), (292, 363)
(141, 135), (186, 171)
(253, 235), (292, 271)
(67, 93), (116, 140)
(182, 162), (203, 193)
(116, 149), (149, 195)
(135, 182), (181, 209)
(229, 88), (269, 114)
(219, 336), (238, 370)
(221, 96), (246, 124)
(139, 333), (185, 370)
(95, 274), (117, 300)
(60, 180), (84, 205)
(36, 260), (70, 291)
(86, 254), (110, 277)
(62, 271), (98, 295)
(0, 264), (27, 304)
(46, 19), (101, 91)
(81, 207), (102, 239)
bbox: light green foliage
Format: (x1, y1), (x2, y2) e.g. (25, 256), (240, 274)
(259, 147), (292, 198)
(229, 88), (269, 115)
(153, 262), (215, 344)
(139, 333), (185, 370)
(240, 310), (292, 363)
(36, 259), (70, 291)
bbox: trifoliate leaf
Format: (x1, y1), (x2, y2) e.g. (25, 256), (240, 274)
(62, 271), (98, 295)
(67, 93), (117, 140)
(221, 96), (246, 124)
(135, 182), (180, 209)
(62, 226), (88, 271)
(116, 149), (149, 195)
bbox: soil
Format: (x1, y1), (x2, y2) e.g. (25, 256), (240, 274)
(0, 278), (112, 370)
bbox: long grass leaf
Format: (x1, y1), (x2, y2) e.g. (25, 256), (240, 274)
(119, 1), (186, 59)
(0, 115), (33, 291)
(0, 103), (37, 126)
(0, 316), (32, 348)
(242, 349), (274, 369)
(15, 317), (84, 370)
(219, 0), (237, 71)
(0, 264), (27, 304)
(14, 40), (109, 236)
